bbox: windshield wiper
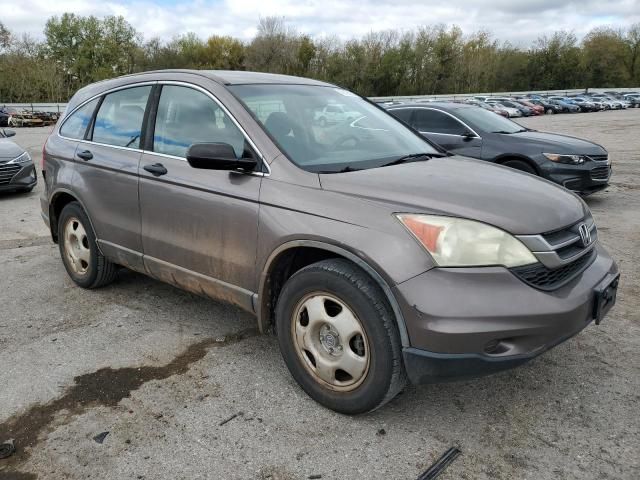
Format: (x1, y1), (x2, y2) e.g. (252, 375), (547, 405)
(492, 129), (527, 134)
(380, 152), (445, 168)
(318, 165), (362, 174)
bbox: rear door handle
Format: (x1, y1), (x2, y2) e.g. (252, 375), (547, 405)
(143, 163), (168, 176)
(77, 150), (93, 161)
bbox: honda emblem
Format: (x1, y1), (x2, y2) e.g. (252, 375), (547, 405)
(578, 223), (592, 247)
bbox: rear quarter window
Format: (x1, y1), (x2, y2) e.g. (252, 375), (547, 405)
(59, 98), (99, 140)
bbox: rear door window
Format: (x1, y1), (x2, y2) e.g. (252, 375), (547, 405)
(59, 98), (100, 140)
(389, 108), (414, 124)
(152, 85), (245, 158)
(413, 109), (467, 135)
(92, 86), (152, 148)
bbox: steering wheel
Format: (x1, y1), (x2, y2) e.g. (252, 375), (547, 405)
(330, 134), (361, 150)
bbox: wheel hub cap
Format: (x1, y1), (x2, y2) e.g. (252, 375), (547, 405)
(63, 217), (90, 275)
(291, 293), (370, 391)
(319, 325), (341, 355)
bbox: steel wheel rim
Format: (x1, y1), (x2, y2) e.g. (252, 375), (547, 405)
(63, 217), (91, 275)
(291, 292), (370, 392)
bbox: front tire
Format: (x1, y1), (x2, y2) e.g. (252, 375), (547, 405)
(275, 259), (406, 414)
(502, 159), (537, 175)
(58, 202), (118, 288)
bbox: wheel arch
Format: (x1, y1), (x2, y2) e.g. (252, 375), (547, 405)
(48, 188), (101, 252)
(258, 240), (410, 347)
(494, 154), (540, 175)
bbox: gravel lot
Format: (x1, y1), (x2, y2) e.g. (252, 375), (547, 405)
(1, 110), (639, 480)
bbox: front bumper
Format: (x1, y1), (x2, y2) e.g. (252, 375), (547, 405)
(0, 162), (37, 192)
(540, 160), (611, 194)
(395, 244), (618, 384)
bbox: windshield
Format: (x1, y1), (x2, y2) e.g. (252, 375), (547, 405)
(228, 84), (438, 172)
(455, 106), (525, 134)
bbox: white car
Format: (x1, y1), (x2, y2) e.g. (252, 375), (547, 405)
(314, 104), (362, 126)
(486, 101), (522, 117)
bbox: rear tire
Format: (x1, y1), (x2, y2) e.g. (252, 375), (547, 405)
(275, 259), (406, 414)
(546, 108), (554, 115)
(501, 159), (537, 175)
(58, 202), (118, 289)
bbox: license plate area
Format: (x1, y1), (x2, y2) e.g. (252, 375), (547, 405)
(593, 273), (619, 325)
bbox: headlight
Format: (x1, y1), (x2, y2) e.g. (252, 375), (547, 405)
(10, 152), (31, 164)
(543, 153), (585, 165)
(396, 214), (537, 267)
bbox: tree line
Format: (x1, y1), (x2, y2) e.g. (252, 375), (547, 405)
(1, 15), (639, 102)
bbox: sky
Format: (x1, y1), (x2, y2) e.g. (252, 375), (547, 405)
(2, 0), (640, 45)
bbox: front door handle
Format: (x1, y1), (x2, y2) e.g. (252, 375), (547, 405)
(143, 163), (168, 176)
(77, 150), (93, 161)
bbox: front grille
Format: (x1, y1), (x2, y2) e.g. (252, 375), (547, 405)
(587, 154), (608, 162)
(511, 249), (596, 291)
(590, 165), (611, 180)
(0, 163), (21, 185)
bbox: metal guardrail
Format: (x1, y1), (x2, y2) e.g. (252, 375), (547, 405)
(1, 103), (68, 113)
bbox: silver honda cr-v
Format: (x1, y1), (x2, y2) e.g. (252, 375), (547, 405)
(41, 70), (619, 414)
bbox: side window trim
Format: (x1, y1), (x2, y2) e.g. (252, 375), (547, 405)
(142, 84), (162, 152)
(147, 82), (266, 169)
(85, 95), (105, 141)
(57, 80), (269, 175)
(414, 107), (480, 138)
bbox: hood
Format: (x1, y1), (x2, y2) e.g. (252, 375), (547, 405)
(0, 140), (25, 160)
(319, 156), (587, 235)
(506, 131), (606, 155)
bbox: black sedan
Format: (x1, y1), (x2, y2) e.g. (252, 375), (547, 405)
(0, 129), (37, 193)
(385, 102), (611, 195)
(527, 98), (563, 114)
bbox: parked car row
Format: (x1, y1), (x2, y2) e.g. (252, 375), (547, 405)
(0, 106), (59, 127)
(465, 91), (640, 117)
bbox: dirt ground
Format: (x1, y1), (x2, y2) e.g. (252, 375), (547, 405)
(0, 110), (638, 480)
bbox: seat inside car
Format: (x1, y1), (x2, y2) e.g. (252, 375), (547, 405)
(265, 112), (307, 160)
(155, 98), (244, 157)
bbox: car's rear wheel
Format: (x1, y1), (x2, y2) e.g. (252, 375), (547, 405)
(546, 108), (554, 115)
(275, 259), (406, 414)
(502, 159), (537, 175)
(58, 202), (118, 288)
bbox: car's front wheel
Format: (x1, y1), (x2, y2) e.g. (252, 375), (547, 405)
(502, 159), (537, 175)
(275, 259), (406, 414)
(58, 202), (118, 288)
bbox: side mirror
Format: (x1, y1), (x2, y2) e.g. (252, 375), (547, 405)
(462, 131), (476, 141)
(186, 142), (257, 171)
(1, 128), (16, 138)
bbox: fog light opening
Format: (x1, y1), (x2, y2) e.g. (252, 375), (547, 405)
(484, 339), (510, 355)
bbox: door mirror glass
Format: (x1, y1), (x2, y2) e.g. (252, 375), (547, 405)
(1, 128), (16, 138)
(462, 130), (476, 141)
(186, 142), (257, 171)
